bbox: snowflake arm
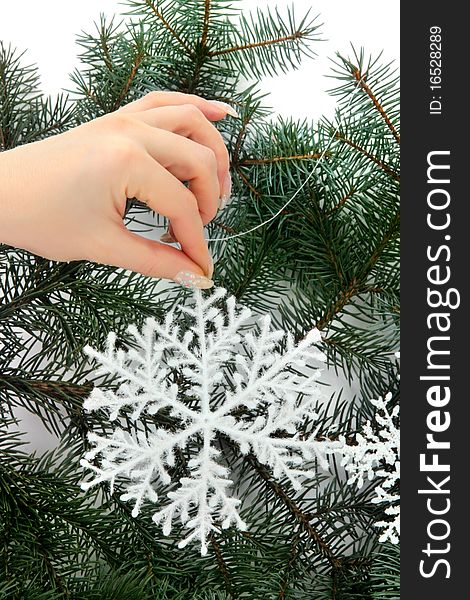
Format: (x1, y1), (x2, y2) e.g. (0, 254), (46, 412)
(335, 392), (400, 544)
(80, 423), (202, 515)
(84, 316), (200, 421)
(215, 324), (326, 418)
(152, 438), (246, 556)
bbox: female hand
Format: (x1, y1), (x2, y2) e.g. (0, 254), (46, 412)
(0, 91), (236, 289)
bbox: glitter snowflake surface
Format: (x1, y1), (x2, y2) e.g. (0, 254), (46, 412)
(339, 392), (400, 544)
(80, 288), (328, 554)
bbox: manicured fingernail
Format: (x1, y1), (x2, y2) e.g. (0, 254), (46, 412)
(208, 100), (240, 118)
(175, 271), (214, 290)
(207, 253), (214, 279)
(219, 172), (232, 210)
(160, 230), (176, 243)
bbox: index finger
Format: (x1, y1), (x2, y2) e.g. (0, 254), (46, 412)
(119, 90), (240, 122)
(126, 152), (211, 276)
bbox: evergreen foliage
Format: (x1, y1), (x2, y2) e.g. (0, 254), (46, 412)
(1, 1), (399, 597)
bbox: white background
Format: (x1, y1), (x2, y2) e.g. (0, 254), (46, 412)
(0, 1), (399, 453)
(0, 0), (399, 120)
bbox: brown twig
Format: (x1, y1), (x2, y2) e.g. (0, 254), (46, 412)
(335, 133), (400, 182)
(209, 532), (233, 594)
(352, 68), (400, 144)
(201, 0), (211, 47)
(145, 0), (192, 54)
(278, 531), (300, 598)
(0, 376), (92, 399)
(113, 50), (145, 111)
(83, 86), (106, 112)
(327, 188), (357, 215)
(362, 211), (400, 275)
(247, 455), (341, 568)
(235, 166), (262, 198)
(315, 278), (359, 331)
(232, 117), (251, 165)
(99, 30), (114, 72)
(213, 221), (237, 235)
(40, 546), (68, 596)
(209, 31), (306, 57)
(240, 152), (324, 165)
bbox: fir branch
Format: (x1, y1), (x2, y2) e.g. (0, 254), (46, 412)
(83, 84), (105, 111)
(213, 220), (237, 235)
(235, 166), (262, 198)
(0, 375), (92, 400)
(240, 152), (324, 165)
(327, 187), (357, 215)
(143, 0), (193, 54)
(209, 532), (233, 595)
(362, 212), (400, 277)
(315, 279), (359, 331)
(232, 115), (252, 166)
(201, 0), (212, 48)
(0, 5), (399, 594)
(112, 49), (146, 110)
(352, 67), (400, 144)
(38, 545), (69, 597)
(334, 132), (400, 182)
(246, 455), (341, 568)
(209, 31), (310, 58)
(277, 531), (301, 599)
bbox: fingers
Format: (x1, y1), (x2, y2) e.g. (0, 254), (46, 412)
(119, 90), (239, 122)
(96, 223), (213, 287)
(133, 104), (231, 205)
(131, 123), (220, 225)
(125, 151), (211, 275)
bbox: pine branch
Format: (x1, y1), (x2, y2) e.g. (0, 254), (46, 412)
(326, 187), (357, 215)
(201, 0), (212, 47)
(142, 0), (193, 54)
(277, 531), (301, 599)
(112, 48), (146, 110)
(231, 114), (252, 165)
(240, 152), (324, 165)
(209, 533), (233, 595)
(1, 5), (398, 595)
(246, 455), (341, 568)
(235, 166), (262, 198)
(315, 279), (359, 332)
(0, 375), (92, 400)
(352, 67), (400, 144)
(213, 220), (237, 235)
(362, 212), (400, 277)
(209, 31), (311, 57)
(334, 132), (400, 182)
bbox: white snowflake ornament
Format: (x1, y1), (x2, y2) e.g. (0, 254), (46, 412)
(79, 288), (329, 555)
(338, 392), (400, 544)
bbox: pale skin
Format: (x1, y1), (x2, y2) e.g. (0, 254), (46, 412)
(0, 91), (237, 289)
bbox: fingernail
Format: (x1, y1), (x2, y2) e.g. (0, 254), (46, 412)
(175, 271), (214, 290)
(219, 172), (232, 210)
(208, 100), (240, 118)
(207, 253), (214, 279)
(160, 230), (176, 243)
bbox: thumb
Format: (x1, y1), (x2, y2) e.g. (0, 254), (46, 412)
(95, 225), (214, 289)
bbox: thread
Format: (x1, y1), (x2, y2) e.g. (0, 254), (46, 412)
(207, 73), (366, 243)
